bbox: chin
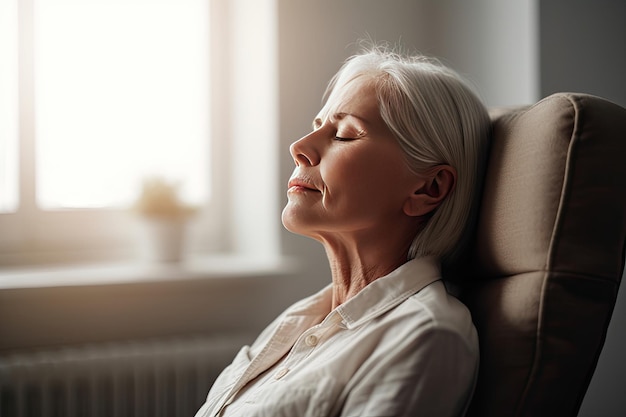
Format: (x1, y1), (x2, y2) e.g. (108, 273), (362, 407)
(281, 206), (312, 237)
(281, 207), (298, 233)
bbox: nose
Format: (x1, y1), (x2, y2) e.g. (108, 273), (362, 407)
(289, 131), (321, 167)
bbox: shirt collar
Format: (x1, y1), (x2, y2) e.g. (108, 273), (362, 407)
(335, 256), (441, 329)
(281, 256), (441, 331)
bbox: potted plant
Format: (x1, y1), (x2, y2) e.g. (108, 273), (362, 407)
(134, 177), (196, 262)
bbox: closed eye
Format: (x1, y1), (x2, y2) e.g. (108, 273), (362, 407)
(335, 127), (366, 142)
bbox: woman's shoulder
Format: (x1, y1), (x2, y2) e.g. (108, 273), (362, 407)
(398, 280), (476, 341)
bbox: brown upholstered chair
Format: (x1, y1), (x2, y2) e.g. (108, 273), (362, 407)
(459, 93), (626, 417)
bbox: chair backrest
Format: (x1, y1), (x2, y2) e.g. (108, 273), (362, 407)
(460, 93), (626, 417)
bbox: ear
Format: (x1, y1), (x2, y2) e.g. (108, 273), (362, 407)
(403, 165), (457, 217)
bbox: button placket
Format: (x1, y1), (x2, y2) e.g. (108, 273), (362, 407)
(274, 367), (290, 380)
(272, 318), (342, 384)
(305, 334), (319, 347)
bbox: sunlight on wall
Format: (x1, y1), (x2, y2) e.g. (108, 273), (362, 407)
(230, 0), (280, 259)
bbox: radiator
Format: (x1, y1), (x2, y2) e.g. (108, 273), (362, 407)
(0, 334), (248, 417)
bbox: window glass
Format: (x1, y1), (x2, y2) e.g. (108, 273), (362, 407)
(0, 0), (19, 213)
(34, 0), (209, 209)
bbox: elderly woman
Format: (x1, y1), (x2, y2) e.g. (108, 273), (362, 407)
(195, 46), (491, 417)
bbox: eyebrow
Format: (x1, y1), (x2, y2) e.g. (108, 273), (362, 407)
(313, 112), (369, 129)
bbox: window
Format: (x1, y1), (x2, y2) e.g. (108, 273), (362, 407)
(0, 0), (280, 268)
(0, 0), (18, 214)
(34, 0), (210, 210)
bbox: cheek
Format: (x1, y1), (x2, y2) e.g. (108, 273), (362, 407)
(321, 153), (365, 200)
(337, 143), (406, 180)
(325, 145), (377, 180)
(280, 147), (412, 237)
(323, 149), (402, 207)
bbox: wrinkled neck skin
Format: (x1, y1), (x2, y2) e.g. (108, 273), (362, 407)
(316, 221), (422, 310)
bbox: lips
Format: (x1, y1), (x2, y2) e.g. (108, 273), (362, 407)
(288, 177), (319, 192)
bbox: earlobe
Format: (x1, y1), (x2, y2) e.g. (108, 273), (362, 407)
(402, 165), (456, 217)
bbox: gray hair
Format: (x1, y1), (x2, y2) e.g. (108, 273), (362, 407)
(322, 46), (491, 263)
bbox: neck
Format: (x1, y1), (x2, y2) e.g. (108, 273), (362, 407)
(320, 229), (416, 309)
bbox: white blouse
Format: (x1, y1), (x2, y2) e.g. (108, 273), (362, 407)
(194, 256), (479, 417)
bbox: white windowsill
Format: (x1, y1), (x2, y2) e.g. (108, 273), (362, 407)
(0, 255), (299, 290)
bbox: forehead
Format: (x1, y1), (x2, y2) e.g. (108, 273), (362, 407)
(316, 75), (381, 123)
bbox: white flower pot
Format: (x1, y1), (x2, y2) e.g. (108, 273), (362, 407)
(139, 218), (187, 263)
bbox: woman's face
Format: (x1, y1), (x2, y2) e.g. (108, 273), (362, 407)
(282, 76), (421, 243)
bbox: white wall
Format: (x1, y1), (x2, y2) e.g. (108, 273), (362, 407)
(425, 0), (539, 106)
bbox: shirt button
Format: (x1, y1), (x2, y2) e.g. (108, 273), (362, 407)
(274, 368), (289, 380)
(305, 334), (319, 347)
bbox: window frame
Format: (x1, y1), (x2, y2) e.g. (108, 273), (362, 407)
(0, 0), (237, 267)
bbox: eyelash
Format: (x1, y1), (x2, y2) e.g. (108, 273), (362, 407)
(311, 118), (363, 141)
